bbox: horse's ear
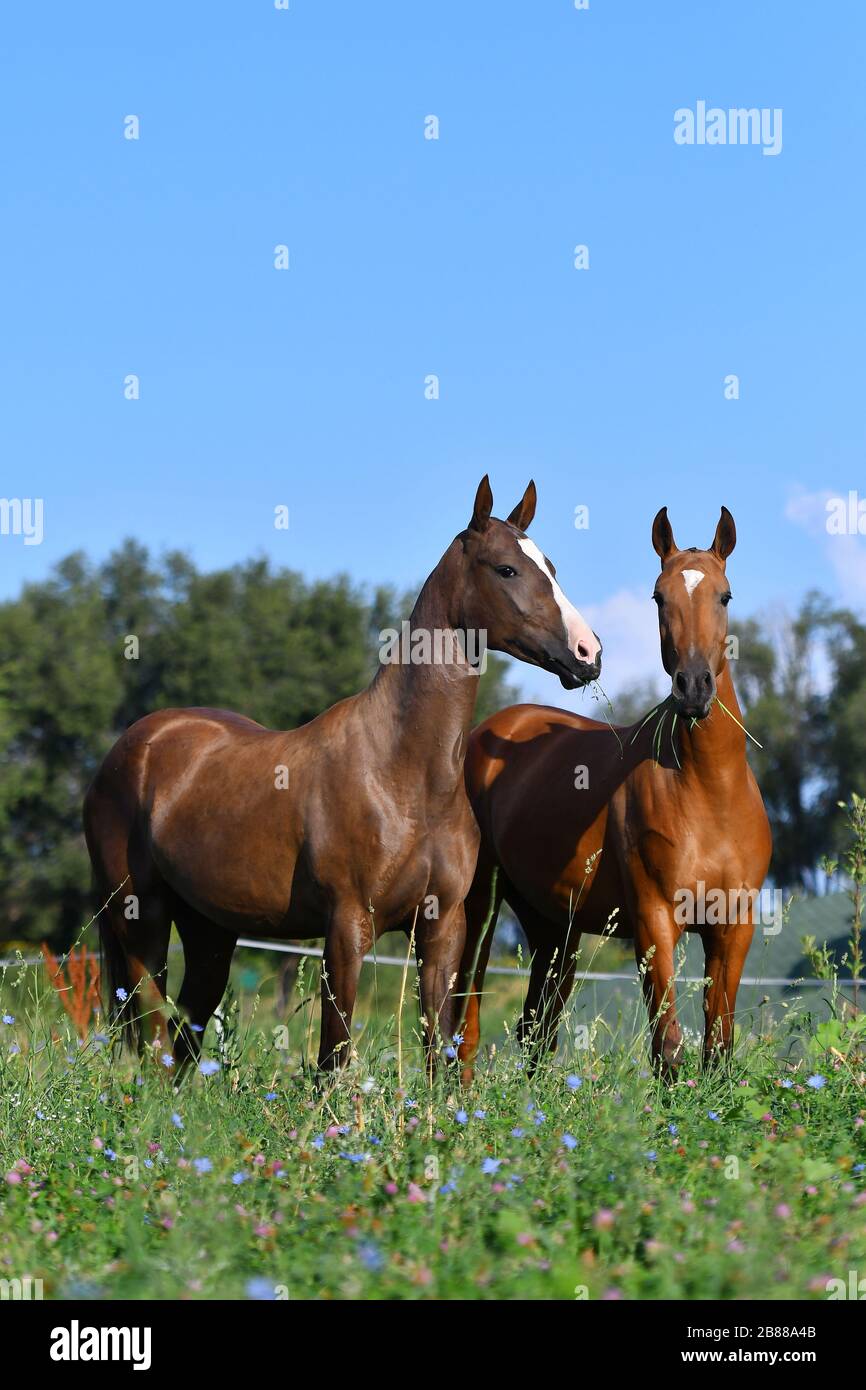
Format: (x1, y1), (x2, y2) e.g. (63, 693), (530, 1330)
(710, 506), (736, 562)
(651, 506), (677, 564)
(506, 479), (537, 532)
(469, 475), (494, 533)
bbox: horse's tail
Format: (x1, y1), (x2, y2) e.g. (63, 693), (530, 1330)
(84, 773), (144, 1055)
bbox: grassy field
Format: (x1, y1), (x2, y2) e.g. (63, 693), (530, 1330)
(0, 939), (865, 1301)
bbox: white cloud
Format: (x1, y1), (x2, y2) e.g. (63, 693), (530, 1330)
(785, 485), (866, 605)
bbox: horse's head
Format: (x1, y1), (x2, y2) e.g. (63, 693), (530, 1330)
(650, 505), (736, 720)
(459, 476), (601, 690)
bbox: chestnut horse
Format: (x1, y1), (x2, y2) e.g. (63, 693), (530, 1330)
(458, 506), (771, 1080)
(84, 478), (601, 1074)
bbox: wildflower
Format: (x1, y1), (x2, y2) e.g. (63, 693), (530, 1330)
(444, 1046), (457, 1060)
(246, 1278), (276, 1300)
(473, 1109), (486, 1119)
(407, 1182), (425, 1203)
(668, 1123), (679, 1136)
(511, 1127), (525, 1138)
(193, 1157), (212, 1174)
(806, 1074), (827, 1090)
(115, 987), (128, 1002)
(562, 1134), (578, 1151)
(232, 1172), (248, 1185)
(199, 1059), (220, 1076)
(775, 1203), (791, 1219)
(481, 1157), (501, 1174)
(2, 1014), (13, 1025)
(264, 1091), (277, 1101)
(338, 1152), (368, 1163)
(160, 1053), (174, 1069)
(439, 1180), (457, 1195)
(593, 1208), (615, 1231)
(171, 1113), (184, 1129)
(567, 1075), (582, 1090)
(707, 1111), (720, 1121)
(358, 1242), (383, 1271)
(646, 1150), (657, 1162)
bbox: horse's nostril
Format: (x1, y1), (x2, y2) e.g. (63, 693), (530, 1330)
(577, 641), (591, 660)
(674, 671), (687, 694)
(700, 669), (712, 691)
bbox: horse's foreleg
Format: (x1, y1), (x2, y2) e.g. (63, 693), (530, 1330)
(702, 922), (753, 1065)
(318, 909), (372, 1071)
(417, 903), (467, 1081)
(634, 907), (684, 1078)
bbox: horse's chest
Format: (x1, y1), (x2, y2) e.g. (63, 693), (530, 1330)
(623, 783), (765, 898)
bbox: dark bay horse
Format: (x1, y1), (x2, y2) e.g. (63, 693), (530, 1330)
(84, 477), (601, 1073)
(457, 506), (771, 1080)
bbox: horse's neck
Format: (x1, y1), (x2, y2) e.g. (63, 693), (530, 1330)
(365, 543), (480, 788)
(676, 662), (749, 785)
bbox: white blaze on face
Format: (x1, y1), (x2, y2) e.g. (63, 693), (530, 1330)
(517, 538), (600, 664)
(682, 568), (705, 598)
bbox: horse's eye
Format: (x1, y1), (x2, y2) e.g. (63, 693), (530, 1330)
(496, 565), (517, 579)
(721, 592), (732, 606)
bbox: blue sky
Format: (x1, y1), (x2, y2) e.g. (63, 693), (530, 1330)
(1, 1), (864, 698)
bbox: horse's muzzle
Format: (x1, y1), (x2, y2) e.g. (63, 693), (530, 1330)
(672, 662), (715, 719)
(549, 644), (602, 690)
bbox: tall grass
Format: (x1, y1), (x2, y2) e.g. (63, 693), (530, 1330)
(0, 942), (863, 1301)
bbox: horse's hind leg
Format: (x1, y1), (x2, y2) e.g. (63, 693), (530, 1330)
(516, 899), (580, 1070)
(456, 856), (503, 1085)
(169, 899), (237, 1078)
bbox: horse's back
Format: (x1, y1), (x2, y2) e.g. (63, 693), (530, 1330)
(467, 702), (625, 802)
